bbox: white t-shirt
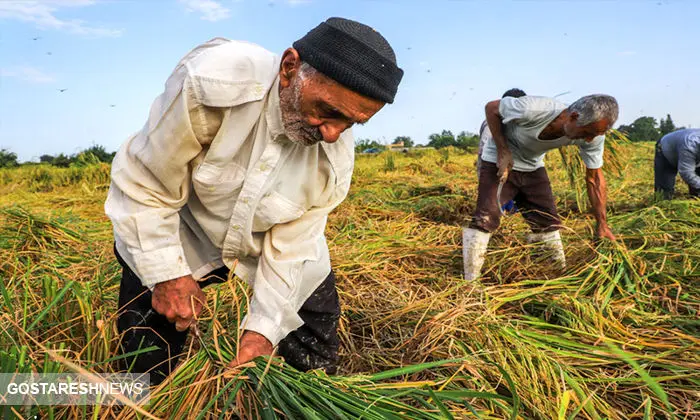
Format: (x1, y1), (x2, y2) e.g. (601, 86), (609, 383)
(480, 96), (605, 172)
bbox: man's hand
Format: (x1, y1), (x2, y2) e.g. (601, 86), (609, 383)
(497, 148), (514, 182)
(152, 275), (206, 332)
(228, 331), (274, 368)
(595, 224), (616, 241)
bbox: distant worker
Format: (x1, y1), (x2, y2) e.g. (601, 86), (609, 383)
(654, 128), (700, 199)
(463, 94), (619, 281)
(477, 88), (527, 214)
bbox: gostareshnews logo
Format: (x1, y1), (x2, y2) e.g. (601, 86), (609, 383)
(0, 373), (150, 406)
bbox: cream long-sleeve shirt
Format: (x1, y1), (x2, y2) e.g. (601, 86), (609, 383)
(104, 38), (355, 346)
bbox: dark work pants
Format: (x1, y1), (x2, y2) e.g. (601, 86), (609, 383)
(654, 141), (678, 200)
(654, 141), (700, 199)
(115, 247), (341, 385)
(470, 161), (561, 233)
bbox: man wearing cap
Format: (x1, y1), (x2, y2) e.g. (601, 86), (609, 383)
(105, 18), (403, 384)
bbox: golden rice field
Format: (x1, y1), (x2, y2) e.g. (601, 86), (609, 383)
(0, 142), (698, 419)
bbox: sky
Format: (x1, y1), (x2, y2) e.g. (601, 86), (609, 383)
(0, 0), (698, 162)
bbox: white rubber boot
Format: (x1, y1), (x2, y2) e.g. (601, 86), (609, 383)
(526, 230), (566, 271)
(462, 228), (492, 281)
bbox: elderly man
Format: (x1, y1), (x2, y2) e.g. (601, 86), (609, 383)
(654, 128), (700, 199)
(105, 17), (403, 384)
(462, 94), (619, 281)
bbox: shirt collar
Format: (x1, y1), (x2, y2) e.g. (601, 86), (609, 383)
(265, 76), (286, 141)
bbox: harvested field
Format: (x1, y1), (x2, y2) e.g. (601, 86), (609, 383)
(0, 142), (698, 419)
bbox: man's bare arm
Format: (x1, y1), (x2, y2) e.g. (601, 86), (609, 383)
(485, 100), (513, 181)
(585, 168), (616, 241)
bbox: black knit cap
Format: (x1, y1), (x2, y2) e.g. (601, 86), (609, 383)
(292, 17), (403, 104)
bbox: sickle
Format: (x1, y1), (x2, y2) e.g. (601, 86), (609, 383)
(497, 180), (506, 216)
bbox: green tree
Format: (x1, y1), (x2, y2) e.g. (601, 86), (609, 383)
(659, 114), (676, 137)
(39, 154), (54, 164)
(617, 116), (661, 142)
(0, 149), (19, 168)
(427, 130), (456, 149)
(392, 136), (414, 148)
(81, 144), (115, 163)
(51, 153), (73, 168)
(455, 131), (479, 150)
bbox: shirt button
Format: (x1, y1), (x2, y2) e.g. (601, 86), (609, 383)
(241, 197), (249, 204)
(231, 225), (241, 231)
(259, 163), (268, 171)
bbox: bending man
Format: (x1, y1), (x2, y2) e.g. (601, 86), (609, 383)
(654, 128), (700, 199)
(463, 94), (619, 281)
(105, 18), (403, 384)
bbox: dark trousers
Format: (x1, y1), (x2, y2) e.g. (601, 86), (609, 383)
(115, 247), (341, 385)
(654, 141), (700, 199)
(470, 161), (561, 233)
(654, 141), (678, 200)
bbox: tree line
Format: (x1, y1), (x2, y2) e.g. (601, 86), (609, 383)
(617, 114), (688, 142)
(0, 113), (690, 168)
(356, 131), (480, 153)
(355, 113), (689, 154)
(0, 145), (116, 169)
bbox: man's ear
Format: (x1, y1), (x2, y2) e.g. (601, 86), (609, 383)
(279, 48), (301, 88)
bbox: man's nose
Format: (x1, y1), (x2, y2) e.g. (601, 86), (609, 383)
(320, 123), (345, 143)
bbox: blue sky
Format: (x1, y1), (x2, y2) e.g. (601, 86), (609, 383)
(1, 0), (697, 161)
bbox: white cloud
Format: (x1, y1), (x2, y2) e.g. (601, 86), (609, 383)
(179, 0), (231, 22)
(617, 51), (637, 56)
(0, 0), (122, 37)
(1, 66), (55, 84)
(266, 0), (312, 6)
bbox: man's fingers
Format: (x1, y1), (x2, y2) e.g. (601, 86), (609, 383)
(499, 169), (509, 184)
(175, 317), (192, 332)
(163, 310), (178, 324)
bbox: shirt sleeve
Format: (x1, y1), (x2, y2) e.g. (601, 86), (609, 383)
(104, 64), (218, 288)
(241, 162), (353, 346)
(578, 135), (605, 169)
(498, 97), (529, 124)
(478, 120), (491, 158)
(678, 134), (700, 190)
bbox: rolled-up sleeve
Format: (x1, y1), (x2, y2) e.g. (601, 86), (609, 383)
(105, 65), (212, 288)
(498, 97), (528, 124)
(578, 135), (605, 169)
(678, 135), (700, 190)
(241, 169), (352, 346)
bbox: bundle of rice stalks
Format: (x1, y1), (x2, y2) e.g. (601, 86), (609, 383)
(556, 129), (630, 211)
(135, 350), (517, 420)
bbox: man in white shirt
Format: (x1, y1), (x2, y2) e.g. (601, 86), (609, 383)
(463, 94), (619, 281)
(105, 17), (403, 384)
